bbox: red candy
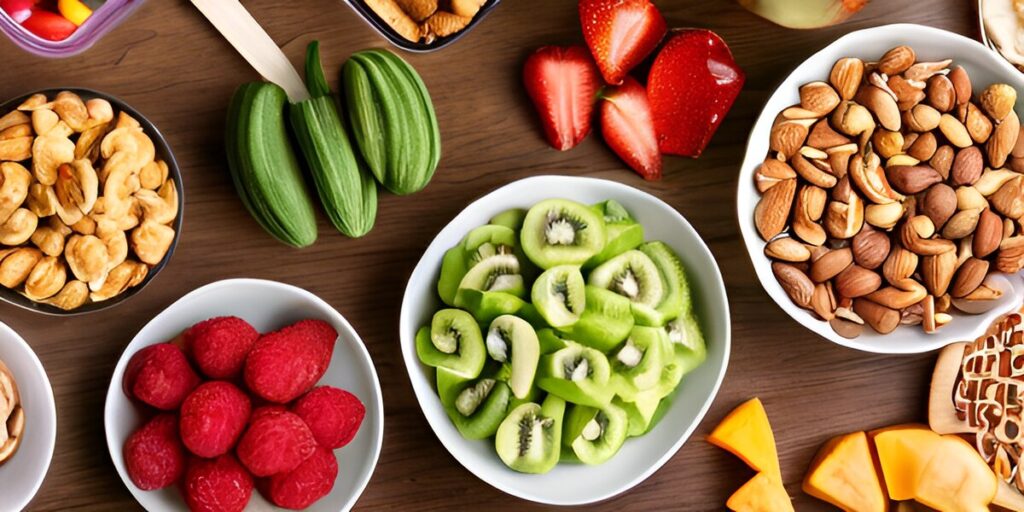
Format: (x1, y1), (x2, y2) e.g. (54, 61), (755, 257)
(185, 316), (259, 379)
(182, 455), (253, 512)
(260, 447), (338, 510)
(123, 414), (185, 490)
(236, 409), (317, 477)
(179, 381), (251, 458)
(123, 343), (200, 410)
(292, 386), (365, 449)
(244, 319), (336, 403)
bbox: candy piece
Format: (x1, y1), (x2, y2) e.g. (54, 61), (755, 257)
(123, 414), (185, 491)
(179, 381), (251, 458)
(237, 409), (317, 477)
(123, 343), (200, 410)
(244, 319), (336, 403)
(185, 316), (259, 379)
(292, 386), (366, 449)
(182, 455), (253, 512)
(259, 446), (338, 509)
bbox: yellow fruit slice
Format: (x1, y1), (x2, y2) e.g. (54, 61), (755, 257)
(58, 0), (93, 26)
(871, 424), (941, 501)
(727, 472), (794, 512)
(915, 435), (996, 512)
(708, 398), (781, 479)
(803, 431), (888, 512)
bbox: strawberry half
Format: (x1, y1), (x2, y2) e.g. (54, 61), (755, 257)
(579, 0), (667, 85)
(523, 46), (602, 151)
(647, 29), (745, 157)
(600, 77), (661, 180)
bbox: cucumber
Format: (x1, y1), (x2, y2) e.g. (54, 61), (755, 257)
(290, 41), (378, 238)
(225, 82), (318, 248)
(343, 48), (441, 196)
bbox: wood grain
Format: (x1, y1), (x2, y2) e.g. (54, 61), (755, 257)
(0, 0), (982, 510)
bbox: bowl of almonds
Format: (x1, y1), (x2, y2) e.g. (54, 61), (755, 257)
(739, 24), (1024, 354)
(0, 89), (182, 315)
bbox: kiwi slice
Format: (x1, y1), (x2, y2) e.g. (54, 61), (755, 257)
(445, 377), (513, 440)
(490, 208), (527, 231)
(564, 402), (628, 465)
(438, 246), (468, 306)
(562, 285), (635, 352)
(485, 315), (540, 399)
(495, 394), (565, 474)
(531, 265), (585, 329)
(537, 342), (613, 408)
(609, 327), (668, 401)
(636, 241), (691, 326)
(616, 394), (661, 437)
(415, 309), (486, 378)
(665, 312), (707, 376)
(521, 199), (607, 269)
(585, 200), (644, 269)
(537, 328), (569, 354)
(455, 289), (526, 325)
(589, 250), (666, 326)
(459, 250), (525, 298)
(464, 225), (518, 255)
(517, 303), (550, 331)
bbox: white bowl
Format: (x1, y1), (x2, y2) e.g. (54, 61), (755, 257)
(737, 23), (1024, 354)
(104, 279), (383, 512)
(0, 321), (56, 512)
(399, 175), (731, 505)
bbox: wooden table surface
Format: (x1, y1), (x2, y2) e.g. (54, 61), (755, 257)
(0, 0), (988, 510)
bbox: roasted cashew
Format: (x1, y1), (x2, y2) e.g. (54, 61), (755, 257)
(23, 256), (66, 301)
(49, 91), (89, 132)
(131, 220), (174, 266)
(139, 161), (169, 191)
(99, 127), (155, 183)
(90, 260), (147, 302)
(0, 111), (29, 132)
(25, 184), (56, 218)
(849, 145), (904, 204)
(31, 109), (58, 136)
(0, 209), (37, 246)
(900, 215), (956, 256)
(64, 235), (109, 283)
(0, 163), (31, 225)
(135, 179), (177, 225)
(30, 226), (65, 257)
(0, 248), (41, 288)
(42, 280), (88, 311)
(53, 160), (98, 226)
(31, 133), (75, 186)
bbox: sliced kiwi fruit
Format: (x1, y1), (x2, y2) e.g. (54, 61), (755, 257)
(463, 225), (518, 255)
(585, 200), (644, 269)
(490, 208), (527, 231)
(495, 394), (565, 474)
(521, 199), (607, 269)
(615, 394), (661, 437)
(589, 250), (666, 326)
(564, 402), (628, 465)
(531, 265), (586, 329)
(459, 250), (526, 298)
(665, 312), (707, 376)
(455, 289), (527, 325)
(485, 315), (541, 399)
(562, 285), (635, 352)
(516, 302), (550, 331)
(438, 245), (468, 306)
(635, 241), (691, 326)
(537, 328), (569, 354)
(609, 327), (668, 401)
(537, 342), (613, 408)
(415, 309), (486, 378)
(445, 377), (513, 440)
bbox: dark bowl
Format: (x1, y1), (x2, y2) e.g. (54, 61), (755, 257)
(344, 0), (502, 52)
(0, 88), (183, 316)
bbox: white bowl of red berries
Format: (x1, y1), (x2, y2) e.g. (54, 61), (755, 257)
(103, 279), (383, 511)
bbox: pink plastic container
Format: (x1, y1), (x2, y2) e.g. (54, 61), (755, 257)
(0, 0), (144, 58)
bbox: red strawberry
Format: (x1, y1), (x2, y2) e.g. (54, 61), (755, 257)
(523, 46), (602, 151)
(600, 77), (661, 180)
(647, 29), (745, 157)
(580, 0), (667, 85)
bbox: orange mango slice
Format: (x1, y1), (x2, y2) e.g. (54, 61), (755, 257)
(708, 397), (781, 479)
(803, 431), (888, 512)
(914, 435), (996, 512)
(727, 472), (794, 512)
(872, 424), (942, 501)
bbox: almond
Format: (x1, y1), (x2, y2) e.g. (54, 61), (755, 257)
(951, 257), (989, 298)
(886, 165), (942, 194)
(939, 114), (972, 148)
(810, 247), (853, 282)
(965, 103), (993, 144)
(773, 262), (815, 308)
(755, 178), (796, 241)
(829, 58), (865, 101)
(792, 184), (828, 246)
(807, 120), (852, 149)
(904, 104), (941, 132)
(754, 159), (797, 193)
(942, 208), (982, 239)
(800, 81), (841, 115)
(951, 146), (984, 186)
(922, 249), (957, 296)
(926, 75), (955, 113)
(878, 45), (916, 75)
(990, 176), (1024, 219)
(770, 119), (812, 159)
(791, 153), (837, 189)
(997, 236), (1024, 273)
(973, 208), (1004, 258)
(956, 186), (987, 211)
(832, 101), (875, 136)
(853, 298), (900, 334)
(987, 110), (1019, 168)
(980, 83), (1017, 122)
(949, 66), (972, 106)
(857, 85), (902, 131)
(889, 75), (926, 111)
(810, 282), (837, 320)
(907, 131), (937, 161)
(834, 264), (882, 298)
(921, 183), (956, 228)
(765, 236), (811, 262)
(883, 246), (919, 286)
(852, 227), (890, 269)
(830, 317), (864, 338)
(930, 145), (954, 179)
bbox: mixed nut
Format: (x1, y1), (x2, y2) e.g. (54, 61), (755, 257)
(755, 45), (1024, 338)
(364, 0), (489, 44)
(0, 91), (178, 311)
(0, 358), (22, 466)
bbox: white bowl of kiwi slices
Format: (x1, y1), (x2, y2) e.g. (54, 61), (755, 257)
(399, 175), (730, 505)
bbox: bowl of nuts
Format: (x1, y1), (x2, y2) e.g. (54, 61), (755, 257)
(739, 24), (1024, 354)
(0, 88), (182, 315)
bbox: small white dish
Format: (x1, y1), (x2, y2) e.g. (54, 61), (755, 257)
(104, 278), (383, 512)
(737, 23), (1024, 354)
(399, 175), (731, 505)
(0, 320), (56, 512)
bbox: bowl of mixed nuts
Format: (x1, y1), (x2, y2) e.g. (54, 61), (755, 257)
(0, 88), (182, 315)
(739, 24), (1024, 354)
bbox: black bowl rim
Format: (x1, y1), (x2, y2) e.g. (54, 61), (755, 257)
(345, 0), (502, 53)
(0, 87), (184, 316)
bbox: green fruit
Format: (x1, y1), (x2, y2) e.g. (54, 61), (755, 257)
(485, 315), (540, 399)
(609, 327), (667, 401)
(436, 367), (469, 408)
(531, 265), (585, 329)
(437, 245), (467, 306)
(414, 309), (485, 378)
(463, 225), (518, 258)
(585, 200), (644, 269)
(637, 241), (691, 325)
(537, 342), (613, 408)
(537, 328), (569, 354)
(458, 250), (525, 298)
(342, 49), (440, 195)
(564, 402), (628, 465)
(517, 303), (550, 331)
(616, 394), (661, 437)
(444, 378), (512, 440)
(489, 208), (527, 231)
(589, 250), (667, 326)
(455, 289), (526, 325)
(562, 285), (635, 352)
(521, 199), (606, 269)
(495, 395), (565, 474)
(666, 312), (707, 375)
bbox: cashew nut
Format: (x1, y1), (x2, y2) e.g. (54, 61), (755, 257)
(0, 248), (41, 288)
(42, 280), (88, 311)
(0, 209), (37, 246)
(90, 261), (147, 302)
(49, 91), (89, 132)
(849, 145), (904, 204)
(131, 220), (174, 266)
(99, 127), (155, 183)
(31, 133), (75, 186)
(0, 137), (31, 162)
(0, 111), (29, 132)
(900, 215), (956, 255)
(139, 160), (169, 191)
(53, 160), (99, 226)
(31, 109), (58, 136)
(135, 180), (177, 225)
(16, 94), (47, 111)
(23, 256), (66, 301)
(64, 235), (109, 283)
(25, 183), (56, 218)
(0, 163), (31, 225)
(31, 225), (65, 257)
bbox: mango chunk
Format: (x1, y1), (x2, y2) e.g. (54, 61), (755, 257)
(872, 425), (941, 501)
(708, 398), (781, 479)
(914, 435), (996, 512)
(803, 431), (888, 512)
(727, 472), (794, 512)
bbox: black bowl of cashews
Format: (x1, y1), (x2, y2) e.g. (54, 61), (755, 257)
(0, 88), (183, 315)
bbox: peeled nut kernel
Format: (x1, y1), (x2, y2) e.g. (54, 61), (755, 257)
(792, 185), (828, 246)
(773, 262), (815, 308)
(41, 280), (88, 310)
(90, 260), (147, 302)
(988, 110), (1020, 169)
(905, 60), (953, 82)
(765, 236), (811, 262)
(135, 180), (178, 225)
(943, 208), (982, 240)
(830, 58), (865, 101)
(865, 202), (905, 229)
(901, 215), (956, 256)
(771, 118), (812, 159)
(23, 256), (65, 301)
(873, 130), (905, 159)
(810, 282), (837, 320)
(754, 159), (797, 193)
(31, 133), (75, 186)
(791, 154), (837, 189)
(930, 145), (954, 179)
(0, 163), (31, 225)
(927, 75), (956, 113)
(853, 298), (901, 334)
(980, 83), (1017, 122)
(939, 114), (973, 148)
(889, 75), (927, 111)
(30, 226), (64, 257)
(0, 209), (37, 246)
(0, 247), (41, 290)
(879, 46), (916, 75)
(905, 104), (942, 132)
(857, 85), (902, 131)
(832, 101), (875, 137)
(807, 120), (851, 149)
(973, 209), (1004, 258)
(64, 235), (109, 283)
(824, 177), (865, 239)
(131, 220), (175, 265)
(965, 103), (993, 144)
(975, 169), (1021, 196)
(955, 186), (987, 211)
(849, 148), (903, 204)
(885, 154), (920, 168)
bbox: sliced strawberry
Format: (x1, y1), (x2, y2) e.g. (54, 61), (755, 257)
(523, 45), (602, 151)
(600, 77), (661, 180)
(647, 29), (745, 157)
(579, 0), (667, 85)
